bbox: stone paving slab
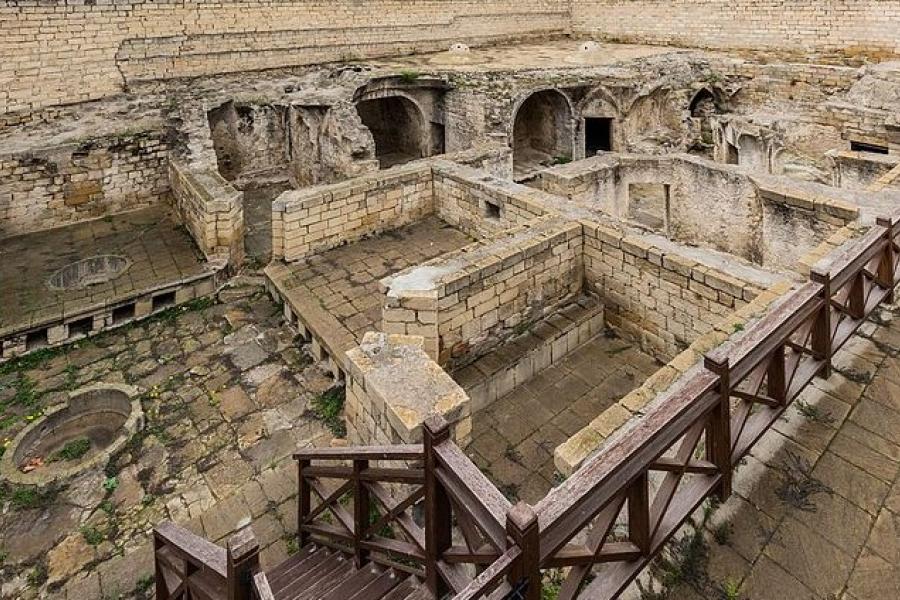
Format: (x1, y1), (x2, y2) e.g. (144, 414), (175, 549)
(627, 304), (900, 600)
(468, 332), (661, 503)
(269, 215), (473, 354)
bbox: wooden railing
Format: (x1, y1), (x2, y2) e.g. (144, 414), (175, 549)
(154, 213), (899, 600)
(456, 213), (900, 599)
(295, 444), (427, 574)
(155, 522), (264, 600)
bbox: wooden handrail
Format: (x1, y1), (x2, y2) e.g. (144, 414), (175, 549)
(155, 521), (228, 579)
(454, 211), (900, 600)
(293, 444), (424, 461)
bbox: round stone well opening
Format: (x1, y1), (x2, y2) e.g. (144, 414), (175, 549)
(47, 255), (130, 290)
(0, 384), (142, 486)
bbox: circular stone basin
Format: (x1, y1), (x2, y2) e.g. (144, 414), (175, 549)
(47, 255), (130, 290)
(0, 384), (142, 487)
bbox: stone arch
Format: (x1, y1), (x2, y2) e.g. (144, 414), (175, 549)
(511, 89), (574, 179)
(689, 87), (718, 118)
(355, 95), (428, 168)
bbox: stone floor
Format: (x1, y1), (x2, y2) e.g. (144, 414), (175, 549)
(0, 206), (211, 337)
(629, 303), (900, 600)
(240, 178), (292, 265)
(468, 332), (661, 503)
(268, 215), (474, 348)
(0, 279), (336, 600)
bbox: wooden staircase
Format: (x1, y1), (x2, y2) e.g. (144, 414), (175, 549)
(262, 546), (430, 600)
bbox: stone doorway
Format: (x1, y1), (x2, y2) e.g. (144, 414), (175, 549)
(584, 116), (614, 156)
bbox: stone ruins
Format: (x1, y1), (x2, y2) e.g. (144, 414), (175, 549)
(1, 2), (899, 600)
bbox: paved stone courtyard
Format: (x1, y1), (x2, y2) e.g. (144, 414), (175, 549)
(630, 304), (900, 600)
(268, 216), (473, 347)
(469, 332), (661, 503)
(0, 206), (212, 336)
(0, 280), (336, 600)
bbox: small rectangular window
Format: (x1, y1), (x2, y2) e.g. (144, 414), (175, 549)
(112, 303), (136, 325)
(152, 291), (176, 311)
(850, 141), (889, 155)
(26, 329), (49, 351)
(68, 317), (93, 338)
(484, 201), (501, 219)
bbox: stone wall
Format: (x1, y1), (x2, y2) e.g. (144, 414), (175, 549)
(0, 131), (169, 238)
(433, 162), (548, 239)
(554, 276), (794, 475)
(169, 161), (244, 263)
(1, 0), (570, 116)
(383, 215), (584, 367)
(272, 163), (434, 261)
(827, 150), (900, 190)
(344, 332), (472, 446)
(582, 220), (769, 359)
(572, 1), (900, 60)
(536, 154), (858, 272)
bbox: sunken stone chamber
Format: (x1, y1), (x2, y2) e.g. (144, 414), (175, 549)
(0, 383), (143, 487)
(47, 255), (131, 290)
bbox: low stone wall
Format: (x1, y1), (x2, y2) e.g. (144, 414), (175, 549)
(0, 130), (169, 238)
(827, 150), (900, 190)
(536, 154), (858, 272)
(582, 220), (775, 360)
(433, 161), (549, 239)
(345, 333), (472, 446)
(169, 161), (244, 264)
(272, 163), (433, 262)
(382, 215), (584, 368)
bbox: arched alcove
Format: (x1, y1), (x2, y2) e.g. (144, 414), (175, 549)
(355, 96), (427, 168)
(512, 89), (574, 179)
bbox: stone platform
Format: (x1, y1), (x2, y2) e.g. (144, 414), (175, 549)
(265, 215), (474, 373)
(0, 206), (223, 359)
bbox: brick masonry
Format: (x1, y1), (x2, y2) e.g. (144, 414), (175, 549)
(0, 131), (169, 237)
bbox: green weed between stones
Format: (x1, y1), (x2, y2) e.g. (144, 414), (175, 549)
(49, 437), (91, 462)
(311, 386), (347, 437)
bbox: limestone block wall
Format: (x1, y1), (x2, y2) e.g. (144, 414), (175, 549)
(582, 221), (768, 360)
(272, 163), (433, 261)
(433, 162), (549, 239)
(169, 161), (244, 264)
(827, 150), (900, 190)
(554, 276), (794, 476)
(536, 154), (858, 272)
(345, 332), (472, 446)
(1, 0), (570, 116)
(572, 1), (900, 60)
(0, 131), (170, 239)
(384, 215), (585, 368)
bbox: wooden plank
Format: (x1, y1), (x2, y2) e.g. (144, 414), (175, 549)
(534, 370), (718, 559)
(435, 465), (508, 550)
(448, 548), (520, 600)
(294, 445), (424, 461)
(434, 442), (510, 530)
(252, 572), (276, 600)
(154, 522), (227, 579)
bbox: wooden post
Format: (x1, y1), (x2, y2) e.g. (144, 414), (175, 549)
(227, 528), (260, 600)
(628, 472), (650, 555)
(877, 217), (896, 303)
(424, 415), (452, 598)
(768, 344), (786, 406)
(153, 533), (167, 600)
(704, 355), (733, 500)
(506, 502), (540, 600)
(810, 268), (833, 378)
(298, 458), (311, 547)
(353, 458), (370, 568)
